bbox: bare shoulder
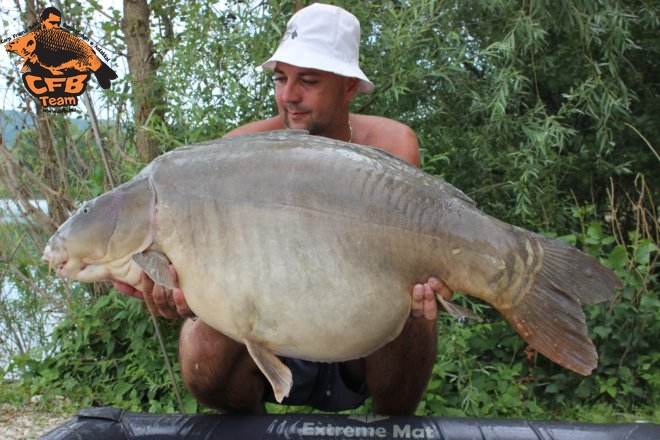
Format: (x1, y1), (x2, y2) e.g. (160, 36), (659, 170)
(350, 114), (420, 167)
(223, 117), (286, 138)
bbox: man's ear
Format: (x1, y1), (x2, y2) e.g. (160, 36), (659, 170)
(345, 77), (360, 101)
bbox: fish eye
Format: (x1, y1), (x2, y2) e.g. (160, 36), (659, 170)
(82, 207), (90, 214)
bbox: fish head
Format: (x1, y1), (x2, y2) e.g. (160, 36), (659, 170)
(43, 178), (156, 282)
(5, 33), (36, 58)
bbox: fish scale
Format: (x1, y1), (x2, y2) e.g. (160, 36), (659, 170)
(34, 28), (100, 67)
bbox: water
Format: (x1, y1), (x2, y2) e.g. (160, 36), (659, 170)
(0, 199), (48, 223)
(1, 201), (56, 379)
(0, 276), (65, 380)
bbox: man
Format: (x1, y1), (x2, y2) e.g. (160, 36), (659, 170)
(40, 7), (62, 29)
(116, 3), (451, 415)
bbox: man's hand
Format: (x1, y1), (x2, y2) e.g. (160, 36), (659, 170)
(411, 277), (452, 320)
(113, 266), (194, 319)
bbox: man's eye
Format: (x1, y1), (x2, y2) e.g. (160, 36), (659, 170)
(301, 79), (317, 85)
(273, 76), (285, 84)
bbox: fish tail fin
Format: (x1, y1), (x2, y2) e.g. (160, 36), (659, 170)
(93, 61), (118, 89)
(496, 237), (620, 375)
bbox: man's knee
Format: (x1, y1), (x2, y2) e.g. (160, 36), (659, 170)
(179, 319), (224, 401)
(365, 317), (437, 415)
(178, 319), (265, 411)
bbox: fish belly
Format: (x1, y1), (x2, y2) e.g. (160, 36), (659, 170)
(159, 202), (430, 361)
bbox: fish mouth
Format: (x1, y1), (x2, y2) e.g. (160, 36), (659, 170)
(42, 239), (110, 282)
(54, 260), (87, 278)
(44, 256), (89, 279)
(42, 243), (80, 277)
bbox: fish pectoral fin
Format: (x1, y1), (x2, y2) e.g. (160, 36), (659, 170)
(437, 294), (483, 322)
(245, 340), (292, 403)
(132, 250), (175, 289)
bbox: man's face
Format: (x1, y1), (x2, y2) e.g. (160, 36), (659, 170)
(273, 62), (357, 139)
(43, 13), (61, 29)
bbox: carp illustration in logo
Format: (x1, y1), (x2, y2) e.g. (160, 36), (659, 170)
(4, 7), (117, 108)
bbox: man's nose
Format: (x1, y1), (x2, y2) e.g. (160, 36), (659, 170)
(281, 81), (302, 103)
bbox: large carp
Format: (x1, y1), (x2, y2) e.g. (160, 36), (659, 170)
(43, 130), (619, 402)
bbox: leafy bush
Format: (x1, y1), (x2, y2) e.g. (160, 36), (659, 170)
(12, 289), (197, 414)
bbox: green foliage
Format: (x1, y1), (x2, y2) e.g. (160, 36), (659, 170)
(132, 1), (285, 149)
(339, 0), (658, 232)
(420, 316), (545, 418)
(541, 219), (659, 415)
(11, 288), (197, 414)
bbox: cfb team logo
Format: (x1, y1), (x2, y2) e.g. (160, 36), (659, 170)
(3, 6), (117, 111)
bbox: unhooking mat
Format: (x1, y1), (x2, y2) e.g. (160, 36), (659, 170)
(40, 406), (660, 439)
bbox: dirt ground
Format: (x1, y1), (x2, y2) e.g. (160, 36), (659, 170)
(0, 405), (72, 440)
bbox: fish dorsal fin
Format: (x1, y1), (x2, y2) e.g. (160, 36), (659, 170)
(132, 250), (175, 289)
(245, 340), (292, 403)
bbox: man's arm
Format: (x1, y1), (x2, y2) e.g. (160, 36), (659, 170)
(223, 117), (285, 138)
(350, 114), (421, 167)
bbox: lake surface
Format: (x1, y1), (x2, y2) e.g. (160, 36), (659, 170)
(0, 199), (48, 223)
(1, 201), (55, 379)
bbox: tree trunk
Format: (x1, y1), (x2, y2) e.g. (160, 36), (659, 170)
(22, 0), (71, 227)
(121, 0), (163, 164)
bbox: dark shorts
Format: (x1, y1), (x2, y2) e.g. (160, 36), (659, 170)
(262, 358), (370, 412)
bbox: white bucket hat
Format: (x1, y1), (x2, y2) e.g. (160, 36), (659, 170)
(260, 3), (374, 94)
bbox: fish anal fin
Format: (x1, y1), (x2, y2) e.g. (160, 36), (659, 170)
(245, 340), (292, 403)
(437, 294), (483, 322)
(132, 250), (174, 289)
